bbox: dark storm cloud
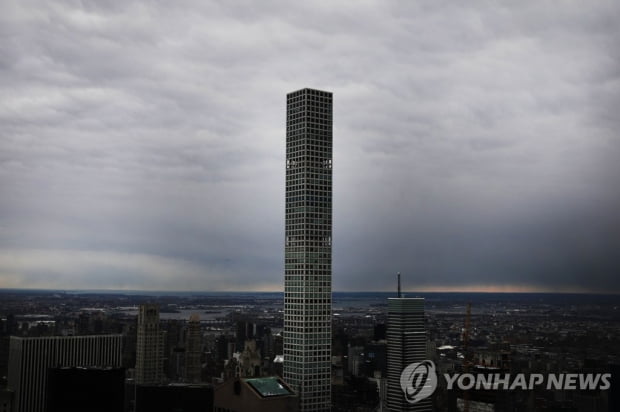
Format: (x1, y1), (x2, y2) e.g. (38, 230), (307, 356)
(0, 1), (619, 292)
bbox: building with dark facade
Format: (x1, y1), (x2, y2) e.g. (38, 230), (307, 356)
(214, 377), (297, 412)
(7, 334), (122, 412)
(135, 383), (214, 412)
(0, 388), (12, 412)
(185, 313), (202, 383)
(135, 303), (164, 385)
(45, 367), (125, 412)
(284, 88), (333, 412)
(386, 297), (431, 412)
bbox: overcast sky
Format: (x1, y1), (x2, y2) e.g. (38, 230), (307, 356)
(1, 1), (619, 293)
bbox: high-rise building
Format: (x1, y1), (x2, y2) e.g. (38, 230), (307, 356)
(214, 376), (297, 412)
(185, 313), (202, 383)
(135, 303), (164, 385)
(135, 384), (214, 412)
(7, 334), (123, 412)
(46, 367), (125, 412)
(386, 295), (431, 412)
(284, 88), (333, 412)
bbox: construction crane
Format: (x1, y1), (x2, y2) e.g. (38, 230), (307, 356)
(462, 302), (472, 412)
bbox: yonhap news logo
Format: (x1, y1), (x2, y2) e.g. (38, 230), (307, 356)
(400, 360), (612, 403)
(400, 360), (438, 404)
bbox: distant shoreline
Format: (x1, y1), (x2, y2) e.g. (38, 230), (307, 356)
(1, 288), (619, 297)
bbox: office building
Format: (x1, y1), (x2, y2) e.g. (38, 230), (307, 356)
(46, 367), (125, 412)
(284, 88), (333, 412)
(185, 313), (202, 383)
(0, 388), (13, 412)
(135, 383), (214, 412)
(135, 303), (165, 385)
(386, 295), (431, 412)
(7, 334), (122, 412)
(214, 376), (297, 412)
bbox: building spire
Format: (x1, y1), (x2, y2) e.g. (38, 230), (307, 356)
(397, 272), (402, 298)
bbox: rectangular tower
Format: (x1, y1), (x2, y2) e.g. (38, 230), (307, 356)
(185, 313), (202, 383)
(386, 297), (432, 412)
(284, 88), (333, 412)
(135, 303), (164, 385)
(7, 334), (123, 412)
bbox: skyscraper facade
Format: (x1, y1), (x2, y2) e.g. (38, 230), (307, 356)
(386, 297), (431, 412)
(135, 303), (164, 385)
(7, 334), (123, 412)
(284, 88), (333, 412)
(185, 313), (202, 383)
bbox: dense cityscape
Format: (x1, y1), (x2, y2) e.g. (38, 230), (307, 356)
(0, 289), (618, 411)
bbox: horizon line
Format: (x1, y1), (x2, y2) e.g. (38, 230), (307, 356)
(0, 287), (619, 296)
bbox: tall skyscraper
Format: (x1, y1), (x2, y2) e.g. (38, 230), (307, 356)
(185, 313), (202, 383)
(284, 88), (333, 412)
(7, 334), (123, 412)
(386, 289), (431, 412)
(135, 303), (164, 385)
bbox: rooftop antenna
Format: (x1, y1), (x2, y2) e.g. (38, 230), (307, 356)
(397, 272), (402, 298)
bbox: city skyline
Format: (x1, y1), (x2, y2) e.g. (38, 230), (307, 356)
(1, 1), (619, 293)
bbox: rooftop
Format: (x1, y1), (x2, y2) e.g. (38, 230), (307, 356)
(245, 377), (293, 398)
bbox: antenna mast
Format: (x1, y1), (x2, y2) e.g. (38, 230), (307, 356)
(397, 272), (402, 298)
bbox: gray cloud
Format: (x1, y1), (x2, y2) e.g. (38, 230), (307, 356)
(0, 0), (619, 292)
